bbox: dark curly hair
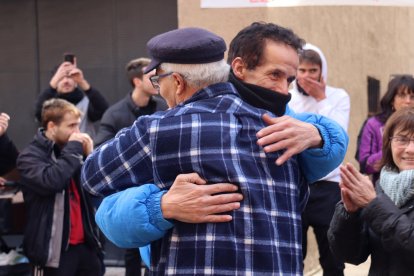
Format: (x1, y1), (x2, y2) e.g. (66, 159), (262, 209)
(227, 22), (305, 70)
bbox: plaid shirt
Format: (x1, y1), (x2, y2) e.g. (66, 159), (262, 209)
(82, 82), (307, 275)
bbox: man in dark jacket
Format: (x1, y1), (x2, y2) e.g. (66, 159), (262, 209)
(35, 56), (109, 139)
(94, 57), (167, 147)
(18, 99), (102, 276)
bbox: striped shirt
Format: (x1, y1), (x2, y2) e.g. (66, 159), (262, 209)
(82, 82), (307, 275)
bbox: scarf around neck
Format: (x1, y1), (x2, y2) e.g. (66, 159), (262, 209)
(58, 88), (84, 105)
(379, 167), (414, 207)
(228, 71), (291, 117)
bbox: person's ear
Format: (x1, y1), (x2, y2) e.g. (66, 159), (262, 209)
(132, 77), (143, 88)
(172, 73), (186, 95)
(231, 57), (246, 80)
(47, 121), (56, 135)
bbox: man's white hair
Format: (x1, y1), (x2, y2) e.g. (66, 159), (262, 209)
(160, 60), (230, 88)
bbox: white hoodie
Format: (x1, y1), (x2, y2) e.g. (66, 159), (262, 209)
(289, 43), (350, 183)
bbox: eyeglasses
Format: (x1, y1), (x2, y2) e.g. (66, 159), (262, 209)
(390, 136), (414, 147)
(149, 72), (173, 90)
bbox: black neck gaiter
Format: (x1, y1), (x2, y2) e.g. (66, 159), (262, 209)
(228, 71), (291, 117)
(58, 88), (84, 105)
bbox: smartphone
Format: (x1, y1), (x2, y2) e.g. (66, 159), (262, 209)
(63, 53), (75, 64)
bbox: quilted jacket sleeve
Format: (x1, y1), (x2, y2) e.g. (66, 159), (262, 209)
(327, 202), (370, 264)
(95, 184), (174, 248)
(288, 109), (349, 183)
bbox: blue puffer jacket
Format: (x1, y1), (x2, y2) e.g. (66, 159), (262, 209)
(95, 109), (348, 267)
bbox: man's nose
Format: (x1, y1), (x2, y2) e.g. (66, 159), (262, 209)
(279, 79), (290, 94)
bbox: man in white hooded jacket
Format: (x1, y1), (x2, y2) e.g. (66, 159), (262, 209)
(289, 43), (350, 276)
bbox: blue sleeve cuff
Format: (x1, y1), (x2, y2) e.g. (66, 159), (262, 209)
(148, 189), (175, 231)
(304, 123), (331, 157)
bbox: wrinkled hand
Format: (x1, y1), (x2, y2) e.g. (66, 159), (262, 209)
(69, 132), (94, 156)
(340, 163), (376, 209)
(256, 114), (323, 165)
(161, 173), (243, 223)
(297, 76), (326, 101)
(0, 113), (10, 136)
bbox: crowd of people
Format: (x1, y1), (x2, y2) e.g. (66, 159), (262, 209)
(0, 21), (413, 276)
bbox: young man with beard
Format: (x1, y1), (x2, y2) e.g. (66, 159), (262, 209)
(35, 58), (109, 139)
(18, 99), (102, 276)
(94, 57), (167, 147)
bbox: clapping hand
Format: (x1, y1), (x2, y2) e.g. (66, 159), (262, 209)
(340, 163), (376, 212)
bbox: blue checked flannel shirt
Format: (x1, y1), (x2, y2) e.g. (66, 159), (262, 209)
(82, 82), (307, 275)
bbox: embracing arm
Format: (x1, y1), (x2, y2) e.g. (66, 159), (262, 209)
(257, 109), (348, 183)
(295, 112), (348, 183)
(95, 173), (242, 247)
(96, 184), (173, 248)
(81, 118), (153, 196)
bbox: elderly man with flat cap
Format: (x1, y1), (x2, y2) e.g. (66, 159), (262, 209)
(82, 27), (347, 275)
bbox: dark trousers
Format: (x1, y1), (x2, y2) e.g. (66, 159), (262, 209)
(42, 243), (102, 276)
(125, 248), (142, 276)
(302, 181), (344, 276)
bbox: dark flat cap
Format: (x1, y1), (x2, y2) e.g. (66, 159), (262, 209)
(144, 27), (226, 74)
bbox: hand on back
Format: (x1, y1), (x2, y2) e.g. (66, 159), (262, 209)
(256, 114), (323, 165)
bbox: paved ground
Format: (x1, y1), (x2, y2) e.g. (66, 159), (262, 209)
(104, 267), (125, 276)
(105, 260), (371, 276)
(307, 259), (371, 276)
(104, 228), (371, 276)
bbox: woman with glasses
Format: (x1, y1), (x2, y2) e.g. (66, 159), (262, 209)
(358, 75), (414, 184)
(328, 107), (414, 275)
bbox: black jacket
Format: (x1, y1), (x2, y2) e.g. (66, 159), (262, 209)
(35, 86), (108, 123)
(17, 129), (101, 267)
(0, 133), (18, 175)
(328, 185), (414, 276)
(94, 94), (167, 146)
